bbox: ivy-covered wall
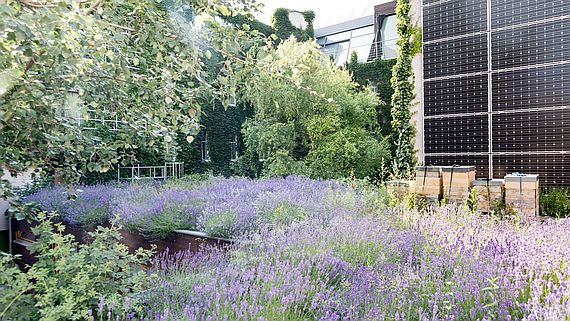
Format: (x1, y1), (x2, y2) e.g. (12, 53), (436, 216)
(272, 8), (315, 41)
(178, 102), (254, 177)
(347, 57), (397, 141)
(225, 14), (274, 37)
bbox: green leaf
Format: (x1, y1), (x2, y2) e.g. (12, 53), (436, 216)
(217, 5), (231, 17)
(0, 68), (23, 97)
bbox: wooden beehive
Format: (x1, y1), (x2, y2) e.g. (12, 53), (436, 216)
(415, 166), (442, 201)
(504, 174), (539, 217)
(386, 180), (415, 199)
(473, 179), (504, 212)
(441, 166), (476, 202)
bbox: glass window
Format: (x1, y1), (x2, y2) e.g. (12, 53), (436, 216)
(350, 25), (374, 37)
(230, 134), (238, 161)
(350, 33), (375, 62)
(381, 15), (398, 59)
(201, 131), (210, 162)
(323, 41), (350, 65)
(324, 31), (351, 44)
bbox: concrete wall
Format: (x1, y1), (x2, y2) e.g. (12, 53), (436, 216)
(410, 0), (424, 164)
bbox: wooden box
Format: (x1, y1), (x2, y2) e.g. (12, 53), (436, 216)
(473, 179), (504, 212)
(386, 180), (415, 199)
(441, 166), (476, 202)
(504, 174), (539, 217)
(415, 166), (442, 199)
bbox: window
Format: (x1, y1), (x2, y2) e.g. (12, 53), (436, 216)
(230, 134), (238, 161)
(259, 150), (268, 162)
(318, 26), (375, 65)
(229, 94), (237, 107)
(322, 41), (350, 65)
(380, 15), (397, 59)
(201, 131), (210, 162)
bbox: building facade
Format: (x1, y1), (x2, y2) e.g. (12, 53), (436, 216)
(418, 0), (570, 185)
(315, 1), (398, 65)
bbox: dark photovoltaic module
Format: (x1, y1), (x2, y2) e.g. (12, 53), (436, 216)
(422, 0), (570, 185)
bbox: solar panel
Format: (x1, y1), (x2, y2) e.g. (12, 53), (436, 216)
(492, 65), (570, 112)
(422, 0), (570, 186)
(492, 19), (570, 70)
(424, 34), (488, 79)
(491, 0), (569, 29)
(492, 109), (569, 152)
(425, 115), (489, 153)
(425, 154), (490, 178)
(424, 75), (488, 116)
(493, 154), (569, 186)
(423, 0), (486, 42)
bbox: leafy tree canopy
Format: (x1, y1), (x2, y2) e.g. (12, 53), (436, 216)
(0, 0), (260, 194)
(241, 39), (391, 179)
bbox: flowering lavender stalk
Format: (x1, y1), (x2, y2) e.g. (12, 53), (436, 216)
(25, 184), (118, 227)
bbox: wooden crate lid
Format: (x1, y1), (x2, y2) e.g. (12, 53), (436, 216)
(473, 179), (504, 186)
(440, 165), (476, 173)
(504, 173), (539, 182)
(416, 166), (442, 173)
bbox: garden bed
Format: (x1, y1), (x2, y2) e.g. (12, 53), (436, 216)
(11, 218), (232, 268)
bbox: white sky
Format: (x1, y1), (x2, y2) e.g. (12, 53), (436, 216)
(254, 0), (392, 29)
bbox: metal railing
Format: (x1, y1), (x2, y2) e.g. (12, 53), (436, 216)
(117, 162), (185, 182)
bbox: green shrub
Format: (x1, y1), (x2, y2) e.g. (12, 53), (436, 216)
(200, 211), (239, 239)
(263, 202), (307, 226)
(242, 39), (391, 180)
(540, 187), (570, 218)
(0, 213), (153, 321)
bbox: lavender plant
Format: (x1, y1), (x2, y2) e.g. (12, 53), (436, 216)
(111, 185), (202, 239)
(25, 184), (118, 228)
(143, 202), (570, 321)
(12, 178), (570, 320)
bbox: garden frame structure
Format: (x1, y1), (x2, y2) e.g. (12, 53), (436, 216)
(420, 0), (570, 186)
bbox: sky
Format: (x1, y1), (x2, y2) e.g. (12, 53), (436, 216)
(254, 0), (392, 29)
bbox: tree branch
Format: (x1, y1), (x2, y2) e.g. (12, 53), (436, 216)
(107, 22), (135, 32)
(18, 0), (55, 8)
(82, 0), (102, 15)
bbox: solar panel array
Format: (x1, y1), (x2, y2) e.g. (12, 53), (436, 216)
(422, 0), (570, 185)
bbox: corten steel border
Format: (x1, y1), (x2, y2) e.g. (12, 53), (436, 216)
(10, 219), (233, 269)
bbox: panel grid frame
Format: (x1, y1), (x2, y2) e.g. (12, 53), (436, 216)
(422, 0), (570, 186)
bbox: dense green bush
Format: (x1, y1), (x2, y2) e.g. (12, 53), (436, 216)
(0, 213), (152, 321)
(540, 187), (570, 218)
(241, 39), (391, 180)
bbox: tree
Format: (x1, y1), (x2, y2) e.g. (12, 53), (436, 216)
(241, 39), (390, 179)
(0, 0), (259, 195)
(390, 0), (421, 179)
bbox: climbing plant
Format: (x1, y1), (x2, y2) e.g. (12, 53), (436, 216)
(347, 53), (397, 143)
(390, 0), (422, 179)
(271, 8), (315, 42)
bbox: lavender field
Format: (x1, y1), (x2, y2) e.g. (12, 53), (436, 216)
(25, 177), (570, 320)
